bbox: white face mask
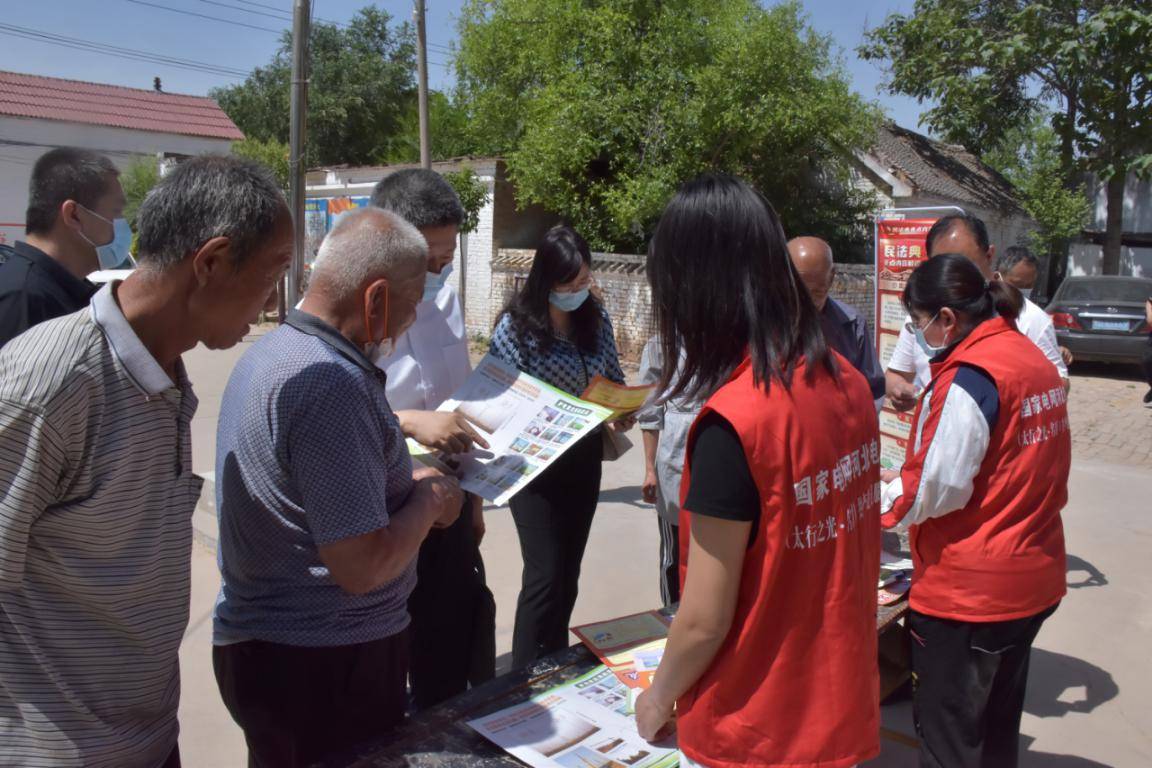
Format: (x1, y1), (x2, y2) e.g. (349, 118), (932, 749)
(78, 206), (133, 270)
(422, 263), (453, 303)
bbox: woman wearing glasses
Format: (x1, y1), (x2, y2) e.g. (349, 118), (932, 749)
(489, 225), (628, 669)
(881, 253), (1071, 768)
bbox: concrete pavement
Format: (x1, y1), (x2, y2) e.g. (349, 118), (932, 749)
(175, 335), (1152, 766)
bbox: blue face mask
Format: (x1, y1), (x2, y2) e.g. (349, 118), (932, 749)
(549, 287), (590, 312)
(79, 206), (133, 270)
(912, 312), (953, 358)
(422, 263), (453, 303)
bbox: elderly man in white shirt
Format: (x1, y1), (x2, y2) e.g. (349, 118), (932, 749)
(370, 168), (497, 710)
(886, 213), (1068, 411)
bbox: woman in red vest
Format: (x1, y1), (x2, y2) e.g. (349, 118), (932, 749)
(881, 253), (1071, 768)
(635, 173), (881, 768)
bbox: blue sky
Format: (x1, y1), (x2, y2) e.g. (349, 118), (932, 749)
(0, 0), (929, 130)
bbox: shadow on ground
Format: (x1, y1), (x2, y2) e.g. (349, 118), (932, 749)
(1066, 554), (1108, 589)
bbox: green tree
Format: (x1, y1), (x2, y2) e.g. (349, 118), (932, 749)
(861, 1), (1152, 277)
(380, 91), (475, 164)
(211, 7), (417, 167)
(121, 157), (159, 233)
(453, 0), (880, 255)
(442, 167), (490, 234)
(231, 138), (290, 189)
(983, 113), (1092, 260)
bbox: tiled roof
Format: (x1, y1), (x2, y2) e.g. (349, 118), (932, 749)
(870, 123), (1022, 213)
(0, 70), (243, 141)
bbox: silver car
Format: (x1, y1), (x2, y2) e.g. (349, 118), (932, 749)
(1047, 276), (1152, 365)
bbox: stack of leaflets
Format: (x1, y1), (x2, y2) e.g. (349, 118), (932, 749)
(878, 553), (913, 606)
(571, 610), (671, 709)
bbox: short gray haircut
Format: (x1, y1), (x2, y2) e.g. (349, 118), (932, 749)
(994, 244), (1039, 275)
(310, 207), (428, 296)
(136, 154), (286, 270)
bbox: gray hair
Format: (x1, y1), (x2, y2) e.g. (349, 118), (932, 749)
(310, 207), (428, 297)
(370, 168), (464, 229)
(994, 244), (1039, 275)
(136, 154), (286, 270)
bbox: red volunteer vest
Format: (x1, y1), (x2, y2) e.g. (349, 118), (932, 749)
(887, 317), (1069, 621)
(677, 355), (880, 768)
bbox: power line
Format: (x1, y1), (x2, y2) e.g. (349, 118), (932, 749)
(199, 0), (292, 21)
(125, 0), (286, 34)
(0, 22), (251, 78)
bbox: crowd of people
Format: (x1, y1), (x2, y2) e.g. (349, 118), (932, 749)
(0, 147), (1079, 768)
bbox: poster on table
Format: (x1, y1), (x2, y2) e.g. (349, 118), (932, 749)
(874, 214), (937, 468)
(468, 665), (680, 768)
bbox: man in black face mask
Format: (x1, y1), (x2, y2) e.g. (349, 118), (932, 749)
(0, 147), (129, 348)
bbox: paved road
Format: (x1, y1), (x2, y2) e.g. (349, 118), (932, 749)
(176, 334), (1152, 766)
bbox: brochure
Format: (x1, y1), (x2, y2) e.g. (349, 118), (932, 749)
(468, 665), (680, 768)
(580, 377), (657, 420)
(410, 355), (615, 505)
(571, 611), (672, 691)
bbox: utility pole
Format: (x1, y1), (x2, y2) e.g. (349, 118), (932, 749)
(284, 0), (312, 316)
(414, 0), (431, 169)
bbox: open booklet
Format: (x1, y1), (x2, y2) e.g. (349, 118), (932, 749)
(468, 664), (680, 768)
(581, 376), (656, 421)
(408, 355), (616, 505)
(571, 611), (671, 693)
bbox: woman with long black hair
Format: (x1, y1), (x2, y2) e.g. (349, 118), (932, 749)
(489, 225), (628, 669)
(635, 173), (881, 768)
(880, 254), (1070, 768)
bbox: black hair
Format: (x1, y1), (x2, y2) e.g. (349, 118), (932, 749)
(136, 155), (286, 270)
(994, 244), (1039, 275)
(903, 253), (1023, 330)
(926, 212), (990, 257)
(370, 168), (465, 230)
(647, 172), (835, 401)
(25, 148), (119, 235)
(500, 225), (603, 354)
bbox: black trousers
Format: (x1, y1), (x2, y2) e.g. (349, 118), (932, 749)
(408, 495), (497, 710)
(510, 434), (602, 669)
(213, 630), (409, 768)
(1142, 337), (1152, 391)
(657, 515), (681, 607)
(909, 604), (1058, 768)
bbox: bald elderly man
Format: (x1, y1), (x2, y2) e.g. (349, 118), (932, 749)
(788, 237), (885, 404)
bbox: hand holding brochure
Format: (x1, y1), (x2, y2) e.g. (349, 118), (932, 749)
(410, 355), (614, 505)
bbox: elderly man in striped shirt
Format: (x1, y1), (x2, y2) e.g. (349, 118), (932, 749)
(0, 155), (293, 768)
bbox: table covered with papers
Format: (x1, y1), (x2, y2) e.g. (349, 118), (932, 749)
(319, 601), (910, 768)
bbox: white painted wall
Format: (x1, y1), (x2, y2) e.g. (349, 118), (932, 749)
(0, 115), (233, 245)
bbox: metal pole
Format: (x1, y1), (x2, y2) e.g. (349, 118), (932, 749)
(286, 0), (312, 314)
(458, 230), (468, 317)
(414, 0), (431, 169)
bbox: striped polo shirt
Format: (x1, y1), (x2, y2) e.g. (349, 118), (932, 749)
(0, 283), (201, 768)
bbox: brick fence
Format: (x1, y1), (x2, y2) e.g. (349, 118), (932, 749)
(491, 249), (876, 363)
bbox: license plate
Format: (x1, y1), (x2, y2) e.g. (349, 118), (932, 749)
(1093, 320), (1129, 331)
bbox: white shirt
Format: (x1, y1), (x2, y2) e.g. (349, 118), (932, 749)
(378, 283), (471, 411)
(886, 298), (1067, 389)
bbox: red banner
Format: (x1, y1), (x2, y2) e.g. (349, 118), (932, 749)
(875, 217), (937, 468)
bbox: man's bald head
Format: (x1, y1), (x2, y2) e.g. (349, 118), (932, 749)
(788, 236), (835, 310)
(925, 214), (995, 278)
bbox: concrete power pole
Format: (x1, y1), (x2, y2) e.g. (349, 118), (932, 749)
(414, 0), (431, 169)
(284, 0), (312, 316)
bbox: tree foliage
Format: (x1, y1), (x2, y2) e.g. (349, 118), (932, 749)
(212, 7), (417, 167)
(442, 167), (491, 234)
(454, 0), (881, 255)
(983, 113), (1092, 258)
(120, 157), (159, 232)
(861, 1), (1152, 275)
(231, 138), (290, 190)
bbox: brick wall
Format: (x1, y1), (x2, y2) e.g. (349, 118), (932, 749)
(490, 249), (876, 363)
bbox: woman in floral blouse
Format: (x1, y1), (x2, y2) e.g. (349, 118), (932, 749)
(490, 225), (628, 668)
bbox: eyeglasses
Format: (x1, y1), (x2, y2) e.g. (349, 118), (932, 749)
(904, 311), (940, 335)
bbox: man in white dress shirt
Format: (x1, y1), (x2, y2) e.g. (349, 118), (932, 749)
(886, 213), (1068, 411)
(371, 169), (496, 709)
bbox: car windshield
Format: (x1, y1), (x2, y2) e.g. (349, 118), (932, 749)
(1057, 279), (1152, 303)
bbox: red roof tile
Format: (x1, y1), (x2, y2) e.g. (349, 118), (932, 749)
(0, 70), (244, 141)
